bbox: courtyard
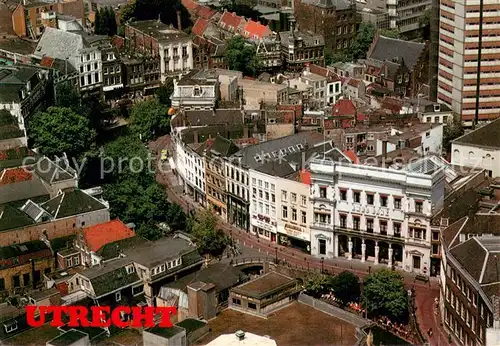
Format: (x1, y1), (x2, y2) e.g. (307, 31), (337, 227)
(197, 301), (358, 345)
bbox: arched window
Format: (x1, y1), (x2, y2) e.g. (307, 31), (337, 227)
(468, 151), (474, 160)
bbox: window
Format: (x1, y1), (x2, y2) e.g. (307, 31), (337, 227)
(353, 191), (360, 203)
(415, 201), (423, 213)
(340, 190), (347, 201)
(301, 195), (307, 206)
(340, 214), (347, 228)
(394, 197), (401, 209)
(292, 208), (297, 221)
(252, 178), (256, 185)
(115, 291), (122, 302)
(380, 221), (387, 234)
(232, 298), (241, 305)
(133, 284), (144, 296)
(319, 239), (326, 255)
(126, 265), (135, 274)
(301, 211), (307, 224)
(380, 196), (388, 207)
(74, 256), (80, 266)
(265, 191), (269, 200)
(319, 187), (327, 198)
(410, 228), (426, 240)
(413, 256), (421, 269)
(366, 194), (374, 205)
(282, 206), (288, 219)
(353, 217), (360, 230)
(66, 257), (73, 268)
(367, 219), (374, 233)
(258, 179), (262, 187)
(271, 194), (275, 203)
(248, 302), (257, 310)
(4, 323), (18, 333)
(426, 131), (430, 138)
(291, 193), (297, 203)
(282, 190), (287, 201)
(259, 190), (263, 198)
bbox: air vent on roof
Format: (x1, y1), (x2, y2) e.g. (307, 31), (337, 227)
(20, 245), (28, 252)
(297, 143), (304, 150)
(279, 149), (287, 156)
(288, 146), (296, 152)
(264, 153), (271, 159)
(254, 155), (262, 163)
(440, 218), (449, 227)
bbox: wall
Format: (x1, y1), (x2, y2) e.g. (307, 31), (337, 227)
(249, 169), (277, 241)
(0, 209), (109, 247)
(419, 124), (443, 155)
(11, 5), (26, 37)
(0, 256), (54, 292)
(238, 79), (284, 109)
(451, 143), (500, 178)
(143, 330), (186, 346)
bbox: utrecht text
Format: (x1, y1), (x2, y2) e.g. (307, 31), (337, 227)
(26, 306), (177, 328)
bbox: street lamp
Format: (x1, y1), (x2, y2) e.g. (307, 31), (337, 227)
(321, 257), (324, 273)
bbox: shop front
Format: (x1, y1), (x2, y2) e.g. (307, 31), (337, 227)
(250, 213), (277, 242)
(277, 223), (310, 253)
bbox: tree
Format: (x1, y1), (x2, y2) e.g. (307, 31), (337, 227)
(166, 203), (186, 231)
(136, 220), (164, 241)
(95, 9), (103, 34)
(156, 79), (174, 106)
(95, 7), (117, 36)
(362, 269), (409, 322)
(28, 107), (96, 159)
(348, 23), (376, 60)
(325, 51), (348, 65)
(55, 82), (81, 112)
(443, 118), (464, 153)
(129, 99), (171, 141)
(380, 28), (399, 39)
(120, 0), (136, 23)
(225, 36), (261, 77)
(303, 274), (335, 298)
(190, 209), (229, 257)
(331, 271), (360, 306)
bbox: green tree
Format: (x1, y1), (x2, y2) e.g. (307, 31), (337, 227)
(325, 51), (348, 65)
(443, 118), (464, 153)
(156, 79), (174, 106)
(136, 220), (164, 241)
(55, 82), (81, 112)
(348, 23), (376, 60)
(362, 269), (409, 322)
(166, 203), (186, 231)
(28, 107), (96, 159)
(95, 9), (103, 34)
(225, 36), (261, 77)
(95, 7), (117, 36)
(303, 274), (335, 298)
(129, 99), (171, 141)
(380, 28), (399, 39)
(106, 7), (118, 36)
(120, 0), (136, 23)
(331, 271), (360, 306)
(190, 209), (229, 257)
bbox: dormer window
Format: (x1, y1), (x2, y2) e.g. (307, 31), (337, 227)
(193, 86), (201, 96)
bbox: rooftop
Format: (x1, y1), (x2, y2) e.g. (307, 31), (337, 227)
(127, 20), (190, 43)
(146, 325), (185, 339)
(368, 35), (426, 70)
(47, 329), (88, 346)
(40, 189), (107, 219)
(204, 331), (277, 346)
(278, 30), (325, 49)
(453, 117), (500, 149)
(34, 27), (85, 60)
(177, 69), (217, 86)
(231, 272), (295, 299)
(82, 219), (135, 253)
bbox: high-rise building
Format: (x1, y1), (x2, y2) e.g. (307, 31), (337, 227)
(438, 0), (500, 125)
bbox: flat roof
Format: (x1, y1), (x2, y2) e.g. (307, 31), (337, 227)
(146, 325), (185, 339)
(231, 272), (295, 299)
(47, 329), (88, 346)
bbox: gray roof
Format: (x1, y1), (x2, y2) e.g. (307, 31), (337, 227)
(0, 66), (39, 84)
(368, 36), (425, 70)
(0, 175), (50, 205)
(181, 109), (244, 127)
(256, 161), (296, 177)
(228, 132), (325, 169)
(453, 117), (500, 149)
(34, 27), (85, 60)
(177, 69), (217, 86)
(128, 20), (191, 44)
(279, 31), (325, 49)
(207, 135), (240, 158)
(40, 189), (107, 219)
(302, 0), (351, 10)
(33, 157), (76, 184)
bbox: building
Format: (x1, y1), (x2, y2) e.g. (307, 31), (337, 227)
(0, 109), (26, 151)
(205, 331), (277, 346)
(229, 271), (300, 316)
(237, 78), (287, 109)
(392, 0), (431, 33)
(309, 64), (343, 105)
(255, 37), (282, 70)
(47, 329), (89, 346)
(225, 132), (325, 230)
(437, 0), (500, 124)
(279, 15), (325, 70)
(68, 234), (203, 305)
(365, 34), (428, 97)
(295, 0), (359, 53)
(309, 156), (446, 275)
(0, 65), (49, 123)
(358, 6), (389, 30)
(451, 118), (500, 178)
(440, 214), (499, 346)
(419, 102), (453, 125)
(11, 0), (85, 39)
(204, 136), (239, 221)
(74, 219), (135, 267)
(143, 325), (187, 346)
(379, 122), (444, 156)
(171, 70), (219, 111)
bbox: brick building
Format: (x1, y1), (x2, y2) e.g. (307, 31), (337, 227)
(295, 0), (359, 54)
(11, 0), (84, 39)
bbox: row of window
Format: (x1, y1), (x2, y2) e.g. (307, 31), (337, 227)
(228, 166), (248, 185)
(151, 258), (181, 276)
(103, 66), (121, 75)
(282, 206), (307, 224)
(281, 190), (307, 206)
(79, 62), (99, 73)
(253, 188), (275, 203)
(252, 200), (275, 217)
(336, 214), (403, 236)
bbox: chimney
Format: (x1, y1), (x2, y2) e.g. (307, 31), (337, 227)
(235, 331), (245, 341)
(382, 140), (388, 159)
(194, 131), (199, 144)
(177, 10), (182, 31)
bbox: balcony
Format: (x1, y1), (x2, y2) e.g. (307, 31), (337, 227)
(312, 222), (333, 231)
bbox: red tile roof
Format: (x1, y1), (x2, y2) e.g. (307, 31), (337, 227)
(343, 150), (359, 164)
(309, 64), (341, 82)
(242, 20), (272, 39)
(347, 78), (361, 87)
(298, 169), (311, 185)
(195, 5), (216, 19)
(82, 220), (135, 253)
(357, 112), (367, 122)
(0, 168), (33, 185)
(40, 56), (54, 68)
(332, 99), (356, 117)
(111, 35), (124, 50)
(181, 0), (198, 11)
(219, 11), (245, 32)
(192, 18), (209, 36)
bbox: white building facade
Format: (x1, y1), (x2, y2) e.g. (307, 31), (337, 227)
(77, 47), (102, 92)
(159, 39), (194, 83)
(225, 159), (250, 230)
(171, 70), (219, 111)
(249, 169), (278, 242)
(309, 157), (445, 275)
(276, 176), (312, 252)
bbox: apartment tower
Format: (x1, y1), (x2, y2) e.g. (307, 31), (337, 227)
(438, 0), (500, 125)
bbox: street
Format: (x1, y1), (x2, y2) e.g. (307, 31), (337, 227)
(151, 135), (452, 346)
